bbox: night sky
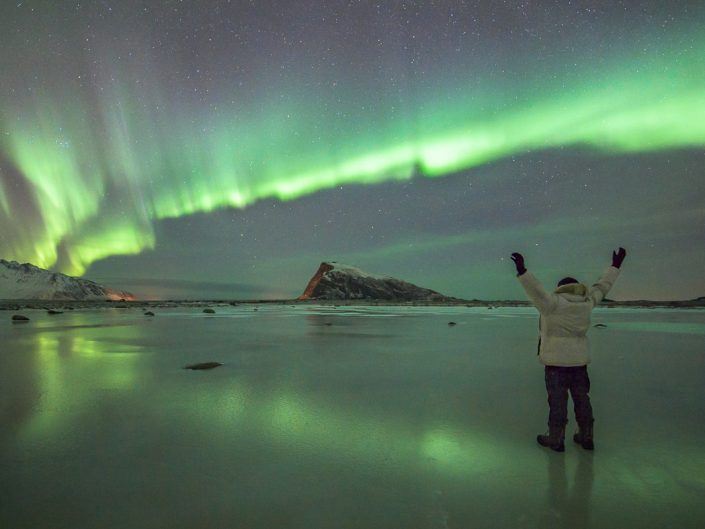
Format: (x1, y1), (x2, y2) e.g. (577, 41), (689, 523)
(1, 1), (703, 300)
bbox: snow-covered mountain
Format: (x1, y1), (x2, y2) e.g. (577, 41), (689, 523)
(298, 262), (451, 301)
(0, 259), (134, 300)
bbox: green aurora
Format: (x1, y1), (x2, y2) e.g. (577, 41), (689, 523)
(1, 31), (704, 276)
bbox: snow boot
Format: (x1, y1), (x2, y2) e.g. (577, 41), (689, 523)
(573, 420), (594, 450)
(537, 425), (565, 452)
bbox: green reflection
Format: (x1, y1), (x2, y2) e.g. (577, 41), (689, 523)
(264, 393), (418, 466)
(18, 320), (144, 441)
(179, 387), (506, 479)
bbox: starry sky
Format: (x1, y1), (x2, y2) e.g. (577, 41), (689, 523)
(1, 1), (703, 300)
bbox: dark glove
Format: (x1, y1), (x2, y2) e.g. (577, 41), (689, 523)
(612, 247), (627, 268)
(511, 252), (526, 276)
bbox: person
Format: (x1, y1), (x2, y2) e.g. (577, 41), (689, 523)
(510, 247), (627, 452)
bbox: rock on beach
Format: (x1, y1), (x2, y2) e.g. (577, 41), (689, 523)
(184, 362), (223, 370)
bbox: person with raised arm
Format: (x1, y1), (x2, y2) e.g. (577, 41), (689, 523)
(511, 247), (627, 452)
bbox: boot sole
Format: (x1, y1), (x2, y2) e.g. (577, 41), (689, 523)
(537, 436), (565, 452)
(573, 435), (594, 450)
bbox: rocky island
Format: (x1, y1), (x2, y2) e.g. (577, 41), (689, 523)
(298, 262), (453, 301)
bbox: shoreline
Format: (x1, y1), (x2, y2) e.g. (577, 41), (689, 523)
(1, 298), (704, 311)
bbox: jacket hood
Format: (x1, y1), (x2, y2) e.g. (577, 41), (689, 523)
(554, 283), (588, 297)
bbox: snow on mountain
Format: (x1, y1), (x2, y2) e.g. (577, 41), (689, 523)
(298, 261), (451, 301)
(0, 259), (134, 300)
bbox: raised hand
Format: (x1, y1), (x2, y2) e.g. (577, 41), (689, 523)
(612, 247), (627, 268)
(511, 252), (527, 275)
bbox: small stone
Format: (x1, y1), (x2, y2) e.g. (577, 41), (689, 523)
(203, 308), (215, 314)
(184, 362), (223, 370)
(144, 311), (155, 316)
(47, 309), (63, 315)
(12, 314), (30, 322)
(448, 321), (457, 326)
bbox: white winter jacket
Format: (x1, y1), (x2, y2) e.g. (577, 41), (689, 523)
(518, 266), (620, 366)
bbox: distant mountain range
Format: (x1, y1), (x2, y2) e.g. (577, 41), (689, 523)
(299, 262), (452, 301)
(2, 257), (702, 305)
(0, 259), (134, 300)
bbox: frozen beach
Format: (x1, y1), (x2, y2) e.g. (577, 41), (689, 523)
(1, 305), (704, 529)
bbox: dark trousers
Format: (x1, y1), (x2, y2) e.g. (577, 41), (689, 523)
(544, 365), (593, 428)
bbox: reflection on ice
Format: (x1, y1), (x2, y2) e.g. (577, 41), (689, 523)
(607, 321), (705, 335)
(1, 306), (704, 528)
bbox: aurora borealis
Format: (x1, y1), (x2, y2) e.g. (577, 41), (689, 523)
(1, 1), (704, 300)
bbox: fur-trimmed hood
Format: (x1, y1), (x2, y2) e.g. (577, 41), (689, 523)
(554, 283), (588, 297)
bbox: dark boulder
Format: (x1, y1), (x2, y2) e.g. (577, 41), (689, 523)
(184, 362), (223, 370)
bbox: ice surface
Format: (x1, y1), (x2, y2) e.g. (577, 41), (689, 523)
(1, 305), (704, 529)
